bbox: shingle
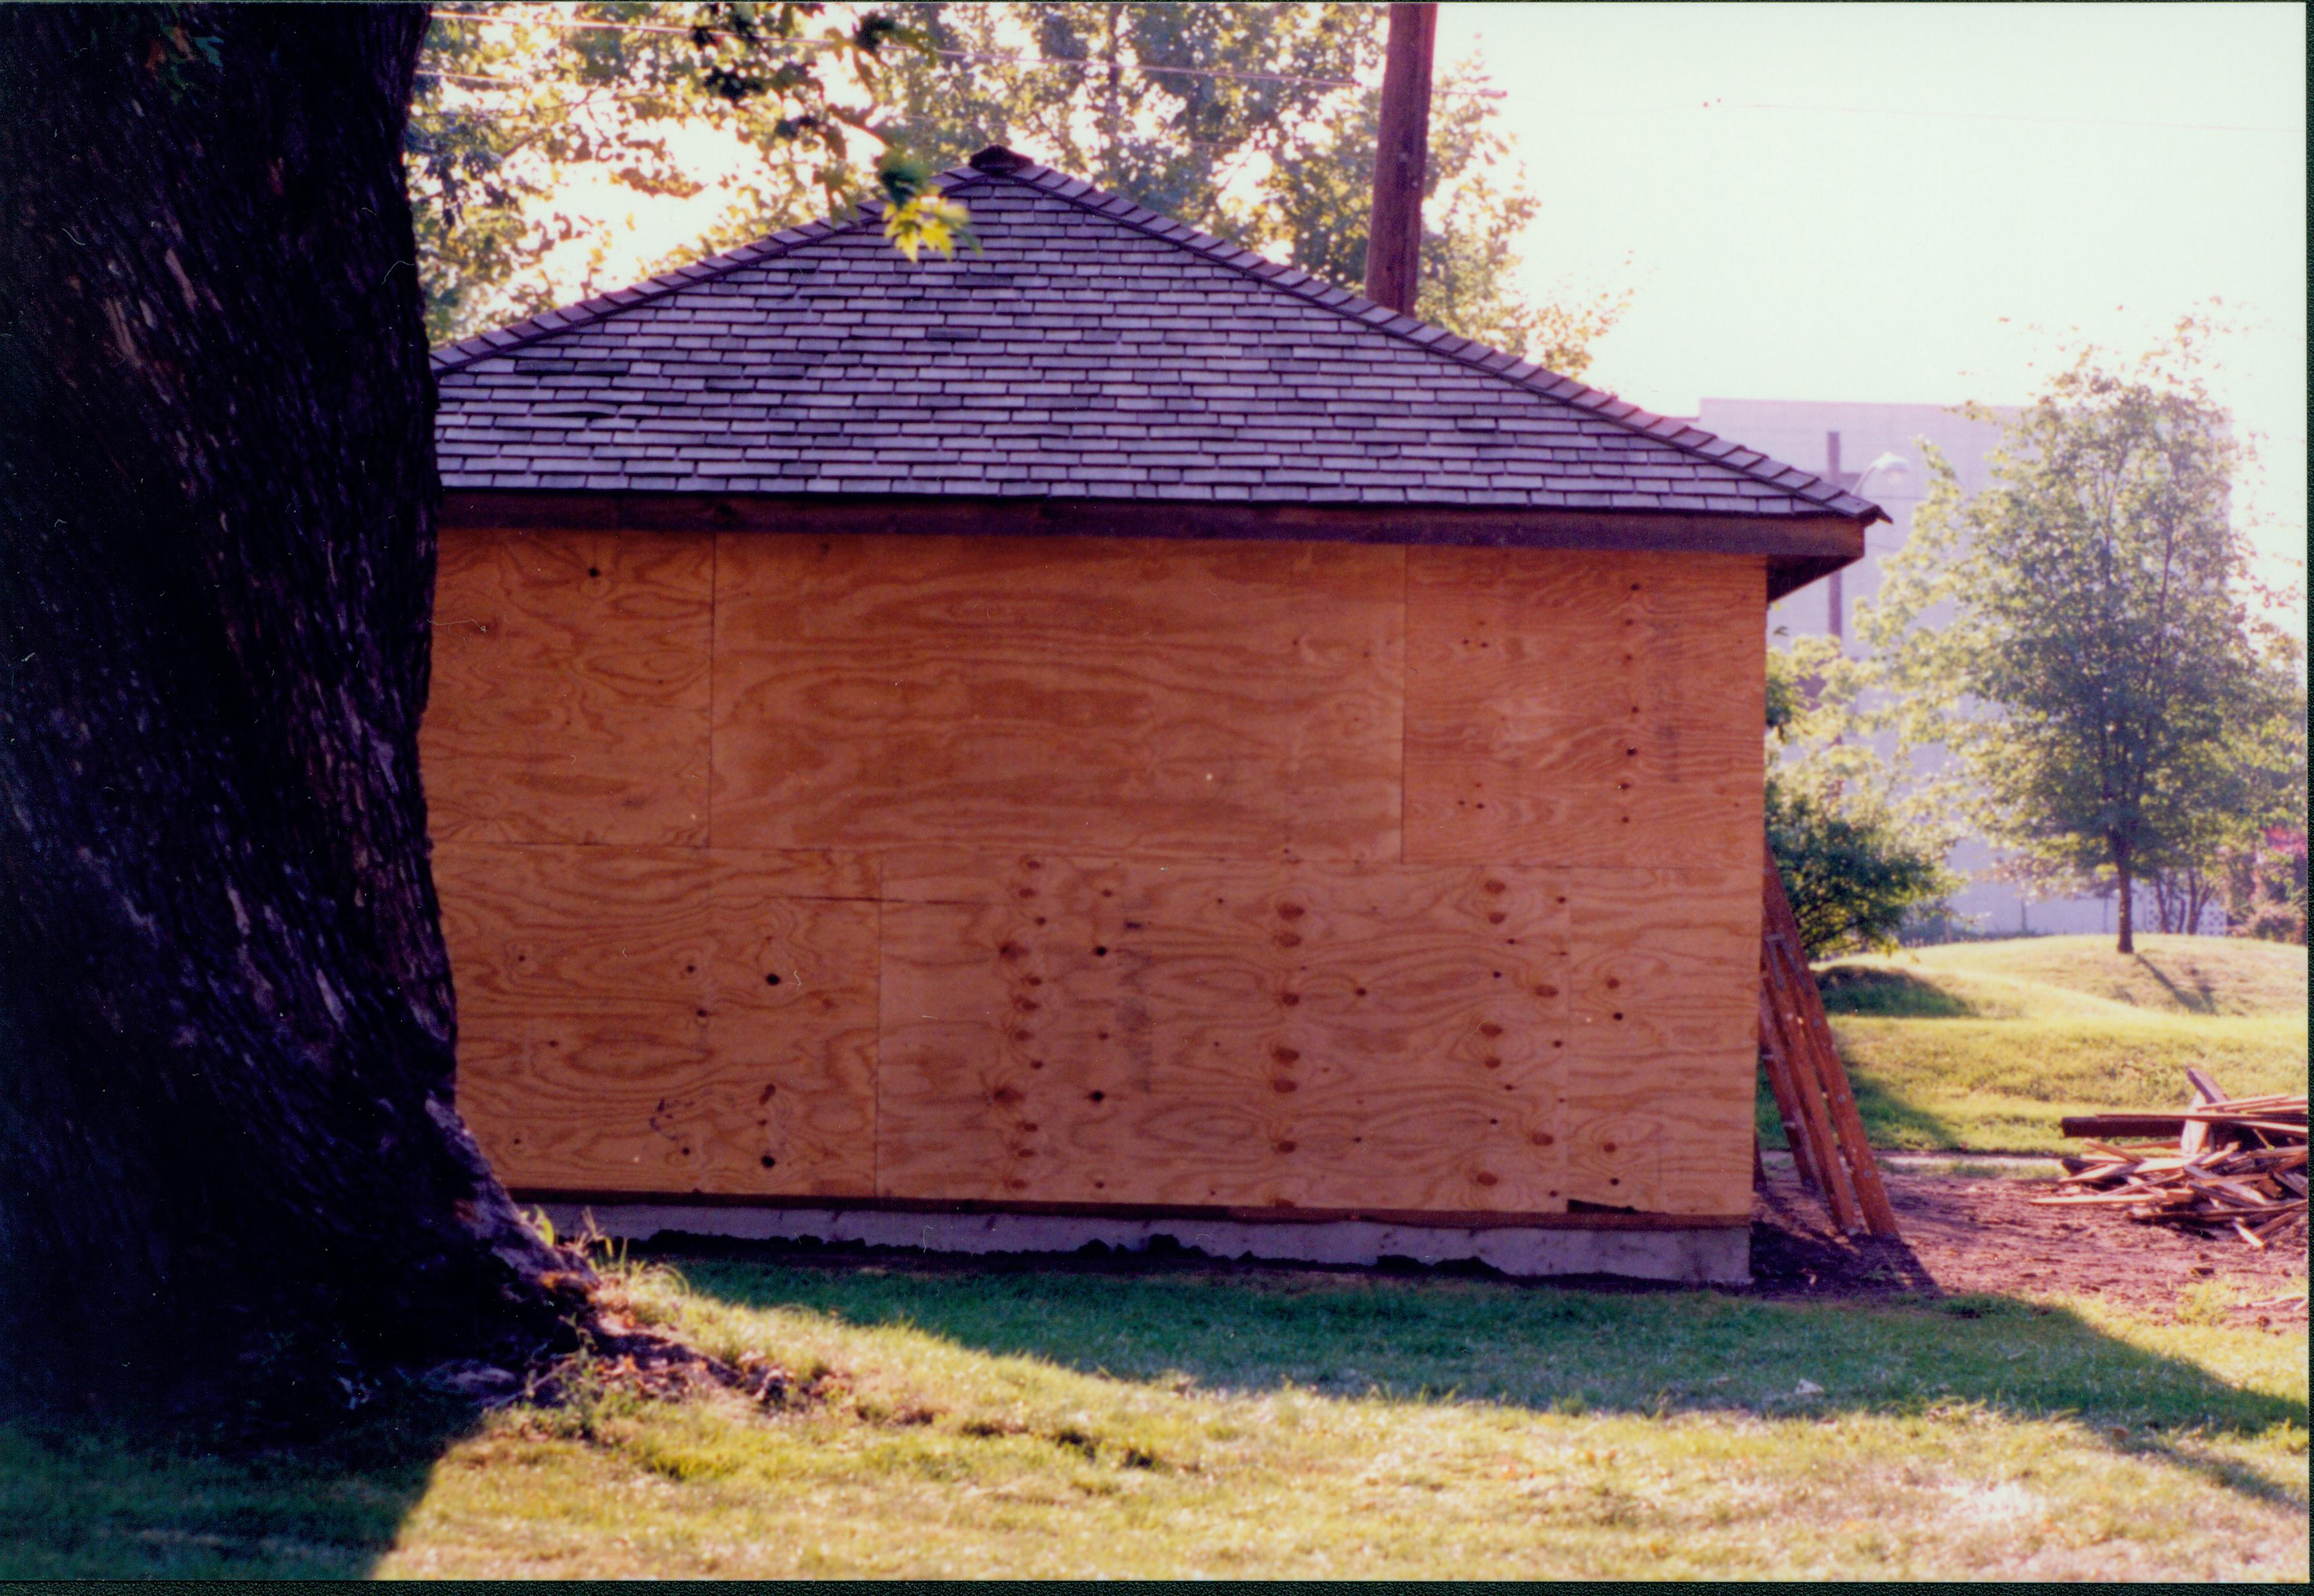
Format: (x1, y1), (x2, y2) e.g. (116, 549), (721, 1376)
(431, 154), (1882, 527)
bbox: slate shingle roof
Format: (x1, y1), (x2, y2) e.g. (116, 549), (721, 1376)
(433, 148), (1884, 524)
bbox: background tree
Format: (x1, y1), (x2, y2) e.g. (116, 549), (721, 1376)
(412, 1), (1629, 373)
(0, 3), (618, 1425)
(1763, 643), (1954, 960)
(1869, 319), (2273, 954)
(2182, 637), (2307, 940)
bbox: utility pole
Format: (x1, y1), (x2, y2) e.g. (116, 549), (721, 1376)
(1364, 1), (1437, 315)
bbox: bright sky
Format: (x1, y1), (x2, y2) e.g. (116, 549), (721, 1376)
(1442, 1), (2306, 588)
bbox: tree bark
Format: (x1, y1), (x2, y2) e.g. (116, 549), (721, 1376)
(0, 5), (584, 1423)
(2114, 845), (2136, 954)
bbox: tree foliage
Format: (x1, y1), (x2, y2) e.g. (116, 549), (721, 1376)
(1868, 317), (2285, 952)
(411, 2), (949, 342)
(1767, 777), (1952, 961)
(410, 2), (1628, 372)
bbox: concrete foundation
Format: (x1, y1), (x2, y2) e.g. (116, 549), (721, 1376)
(538, 1202), (1752, 1286)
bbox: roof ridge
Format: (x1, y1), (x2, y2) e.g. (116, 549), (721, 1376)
(428, 169), (995, 374)
(969, 153), (1880, 521)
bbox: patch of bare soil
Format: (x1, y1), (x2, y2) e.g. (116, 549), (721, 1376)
(1752, 1170), (2310, 1327)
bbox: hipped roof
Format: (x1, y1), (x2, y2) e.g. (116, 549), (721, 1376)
(433, 147), (1881, 583)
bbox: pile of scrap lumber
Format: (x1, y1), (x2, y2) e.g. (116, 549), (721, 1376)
(2039, 1070), (2308, 1250)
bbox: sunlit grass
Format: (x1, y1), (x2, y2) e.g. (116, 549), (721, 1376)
(6, 1254), (2304, 1580)
(1774, 935), (2307, 1152)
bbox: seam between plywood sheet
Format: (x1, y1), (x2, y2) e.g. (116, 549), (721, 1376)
(1398, 544), (1410, 867)
(706, 529), (718, 850)
(871, 850), (885, 1200)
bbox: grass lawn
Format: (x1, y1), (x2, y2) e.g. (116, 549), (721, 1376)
(5, 1252), (2305, 1580)
(1765, 934), (2309, 1154)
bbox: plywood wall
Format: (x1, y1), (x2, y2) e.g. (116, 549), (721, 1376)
(425, 527), (1766, 1220)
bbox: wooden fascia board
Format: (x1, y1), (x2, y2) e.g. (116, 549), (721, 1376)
(504, 1188), (1753, 1231)
(440, 490), (1864, 598)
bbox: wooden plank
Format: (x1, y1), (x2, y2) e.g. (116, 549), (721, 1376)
(1761, 938), (1861, 1231)
(712, 532), (1404, 860)
(1757, 986), (1824, 1195)
(2181, 1068), (2227, 1158)
(423, 526), (714, 846)
(1404, 549), (1768, 868)
(1560, 864), (1761, 1215)
(437, 842), (880, 1197)
(876, 851), (1569, 1214)
(1761, 857), (1898, 1237)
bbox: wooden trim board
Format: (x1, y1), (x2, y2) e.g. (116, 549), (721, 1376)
(442, 490), (1863, 601)
(513, 1189), (1751, 1230)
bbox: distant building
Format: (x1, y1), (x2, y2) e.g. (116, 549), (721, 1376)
(1695, 398), (2139, 939)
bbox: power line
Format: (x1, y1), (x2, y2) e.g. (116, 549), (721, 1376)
(1660, 97), (2290, 137)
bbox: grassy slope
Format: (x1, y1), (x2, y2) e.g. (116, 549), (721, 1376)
(4, 1256), (2305, 1580)
(1765, 935), (2309, 1153)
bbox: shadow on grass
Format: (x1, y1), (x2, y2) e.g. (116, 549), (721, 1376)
(1816, 965), (1978, 1018)
(2133, 952), (2221, 1015)
(0, 1392), (478, 1579)
(673, 1249), (2304, 1467)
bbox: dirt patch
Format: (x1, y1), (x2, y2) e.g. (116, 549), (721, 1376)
(1752, 1170), (2309, 1325)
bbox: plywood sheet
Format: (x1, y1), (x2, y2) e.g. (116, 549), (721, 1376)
(1404, 549), (1766, 869)
(438, 842), (880, 1197)
(877, 850), (1569, 1213)
(712, 533), (1404, 860)
(1559, 863), (1760, 1216)
(423, 526), (712, 846)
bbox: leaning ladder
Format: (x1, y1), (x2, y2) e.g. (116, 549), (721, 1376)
(1757, 854), (1903, 1238)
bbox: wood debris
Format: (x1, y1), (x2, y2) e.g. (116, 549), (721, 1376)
(2041, 1071), (2307, 1248)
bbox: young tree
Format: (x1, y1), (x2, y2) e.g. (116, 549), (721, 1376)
(0, 4), (597, 1423)
(1870, 320), (2269, 953)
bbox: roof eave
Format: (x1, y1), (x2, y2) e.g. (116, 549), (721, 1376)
(438, 485), (1866, 595)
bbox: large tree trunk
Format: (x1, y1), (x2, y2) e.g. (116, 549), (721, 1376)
(0, 5), (584, 1423)
(2114, 844), (2136, 954)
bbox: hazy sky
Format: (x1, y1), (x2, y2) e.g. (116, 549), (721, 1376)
(1442, 2), (2305, 581)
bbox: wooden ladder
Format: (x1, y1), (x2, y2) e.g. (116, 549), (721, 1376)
(1757, 854), (1902, 1238)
